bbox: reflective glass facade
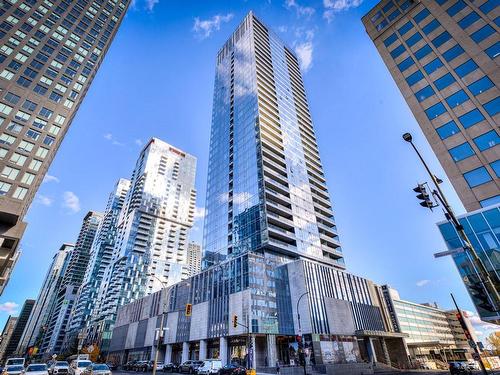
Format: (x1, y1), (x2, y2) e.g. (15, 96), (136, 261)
(203, 12), (343, 269)
(438, 204), (500, 322)
(0, 0), (131, 294)
(363, 0), (499, 212)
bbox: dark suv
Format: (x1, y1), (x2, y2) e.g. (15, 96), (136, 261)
(178, 361), (204, 374)
(449, 362), (472, 375)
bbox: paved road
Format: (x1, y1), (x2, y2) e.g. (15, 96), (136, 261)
(111, 370), (500, 375)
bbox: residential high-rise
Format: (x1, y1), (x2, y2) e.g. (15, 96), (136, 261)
(362, 0), (499, 212)
(0, 0), (131, 294)
(187, 241), (201, 276)
(0, 316), (17, 360)
(63, 179), (130, 349)
(17, 243), (74, 355)
(40, 212), (101, 356)
(203, 11), (342, 269)
(1, 299), (34, 360)
(93, 138), (196, 351)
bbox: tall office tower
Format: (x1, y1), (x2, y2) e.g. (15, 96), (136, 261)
(17, 243), (74, 355)
(187, 241), (201, 276)
(1, 299), (34, 360)
(40, 212), (101, 356)
(94, 138), (196, 349)
(63, 179), (130, 348)
(0, 316), (17, 360)
(0, 0), (131, 294)
(362, 0), (499, 212)
(202, 12), (342, 269)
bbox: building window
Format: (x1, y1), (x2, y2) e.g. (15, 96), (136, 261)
(406, 32), (423, 47)
(398, 21), (414, 36)
(454, 59), (478, 77)
(490, 160), (500, 178)
(443, 44), (464, 61)
(434, 72), (456, 90)
(446, 90), (469, 107)
(479, 0), (497, 13)
(467, 76), (494, 96)
(463, 167), (492, 187)
(474, 130), (499, 151)
(414, 44), (432, 60)
(436, 121), (460, 139)
(425, 102), (447, 120)
(413, 8), (430, 23)
(480, 195), (500, 207)
(0, 182), (11, 195)
(10, 153), (27, 166)
(390, 44), (406, 59)
(449, 142), (475, 161)
(1, 166), (19, 180)
(458, 11), (480, 29)
(21, 172), (35, 185)
(485, 42), (499, 59)
(484, 97), (500, 117)
(398, 56), (415, 72)
(458, 109), (485, 128)
(12, 186), (28, 200)
(447, 0), (467, 17)
(432, 31), (452, 48)
(406, 70), (424, 86)
(415, 85), (435, 102)
(424, 58), (444, 74)
(4, 92), (20, 105)
(422, 19), (440, 35)
(471, 25), (495, 43)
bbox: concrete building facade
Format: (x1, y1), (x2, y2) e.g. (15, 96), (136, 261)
(17, 243), (74, 355)
(0, 0), (131, 294)
(362, 0), (499, 212)
(1, 299), (34, 360)
(0, 316), (17, 361)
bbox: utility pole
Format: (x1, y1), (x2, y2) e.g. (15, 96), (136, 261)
(151, 275), (169, 375)
(451, 293), (487, 375)
(296, 291), (309, 375)
(403, 133), (500, 312)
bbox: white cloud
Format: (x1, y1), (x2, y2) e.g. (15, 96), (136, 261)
(103, 133), (124, 146)
(416, 279), (430, 287)
(43, 174), (60, 184)
(193, 13), (234, 40)
(276, 25), (288, 33)
(285, 0), (316, 17)
(62, 191), (81, 213)
(323, 0), (363, 21)
(0, 302), (18, 314)
(295, 41), (314, 72)
(145, 0), (159, 11)
(103, 133), (113, 140)
(134, 139), (144, 146)
(194, 207), (206, 220)
(36, 194), (53, 207)
(463, 310), (499, 341)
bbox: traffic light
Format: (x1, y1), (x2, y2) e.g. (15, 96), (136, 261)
(185, 303), (192, 316)
(469, 282), (496, 312)
(456, 313), (472, 340)
(232, 315), (238, 328)
(413, 183), (436, 210)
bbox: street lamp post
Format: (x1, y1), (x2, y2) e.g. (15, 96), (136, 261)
(402, 132), (500, 310)
(296, 291), (309, 375)
(150, 275), (169, 375)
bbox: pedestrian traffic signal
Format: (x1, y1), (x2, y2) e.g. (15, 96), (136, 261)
(232, 315), (238, 328)
(469, 282), (496, 312)
(185, 303), (192, 316)
(413, 183), (436, 210)
(455, 313), (473, 340)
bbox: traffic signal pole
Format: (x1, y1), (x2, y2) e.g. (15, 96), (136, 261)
(451, 293), (487, 375)
(403, 133), (500, 312)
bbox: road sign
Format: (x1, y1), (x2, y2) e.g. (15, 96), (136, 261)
(434, 247), (464, 258)
(468, 339), (477, 349)
(472, 352), (480, 361)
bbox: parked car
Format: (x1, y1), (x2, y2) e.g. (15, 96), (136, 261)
(178, 361), (204, 374)
(69, 360), (92, 375)
(25, 364), (49, 375)
(123, 362), (138, 371)
(82, 364), (111, 375)
(449, 362), (472, 375)
(104, 365), (116, 372)
(49, 362), (69, 375)
(162, 363), (178, 373)
(196, 360), (222, 375)
(3, 365), (25, 375)
(153, 362), (164, 371)
(133, 362), (149, 372)
(5, 360), (25, 367)
(217, 364), (246, 375)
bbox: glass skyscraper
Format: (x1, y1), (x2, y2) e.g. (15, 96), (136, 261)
(0, 0), (131, 294)
(438, 204), (500, 323)
(203, 11), (342, 269)
(362, 0), (498, 212)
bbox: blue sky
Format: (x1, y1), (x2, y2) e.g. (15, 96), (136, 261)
(0, 0), (497, 339)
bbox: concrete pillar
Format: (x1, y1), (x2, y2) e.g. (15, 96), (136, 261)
(220, 337), (228, 365)
(365, 338), (377, 363)
(182, 342), (189, 363)
(165, 344), (172, 364)
(199, 340), (207, 360)
(251, 335), (257, 369)
(380, 338), (391, 366)
(266, 335), (277, 368)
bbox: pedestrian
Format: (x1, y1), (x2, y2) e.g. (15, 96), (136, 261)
(276, 361), (280, 375)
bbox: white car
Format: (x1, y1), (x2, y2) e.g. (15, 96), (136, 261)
(49, 362), (69, 375)
(69, 361), (92, 375)
(3, 365), (25, 375)
(5, 360), (25, 367)
(196, 360), (222, 375)
(25, 364), (49, 375)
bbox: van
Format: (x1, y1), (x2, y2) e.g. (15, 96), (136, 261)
(197, 360), (222, 375)
(6, 359), (25, 367)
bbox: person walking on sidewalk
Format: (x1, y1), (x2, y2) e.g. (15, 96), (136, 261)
(276, 361), (280, 375)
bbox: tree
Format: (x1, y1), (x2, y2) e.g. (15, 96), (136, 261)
(486, 331), (500, 354)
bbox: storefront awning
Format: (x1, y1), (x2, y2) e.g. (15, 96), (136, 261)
(355, 330), (409, 338)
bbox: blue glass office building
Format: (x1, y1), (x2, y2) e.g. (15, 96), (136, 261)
(438, 205), (500, 323)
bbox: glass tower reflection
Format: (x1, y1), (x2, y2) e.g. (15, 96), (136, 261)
(203, 12), (343, 269)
